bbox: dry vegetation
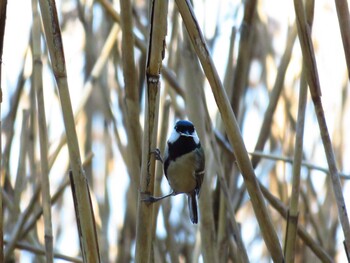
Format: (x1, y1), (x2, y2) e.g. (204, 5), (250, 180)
(1, 0), (350, 262)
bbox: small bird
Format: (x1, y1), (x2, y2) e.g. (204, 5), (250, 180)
(144, 120), (205, 224)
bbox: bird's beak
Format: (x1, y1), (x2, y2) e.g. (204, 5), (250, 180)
(180, 131), (193, 137)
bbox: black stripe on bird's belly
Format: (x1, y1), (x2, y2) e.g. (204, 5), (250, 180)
(168, 136), (199, 161)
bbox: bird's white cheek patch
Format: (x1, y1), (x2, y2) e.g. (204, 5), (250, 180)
(168, 129), (180, 144)
(193, 131), (200, 145)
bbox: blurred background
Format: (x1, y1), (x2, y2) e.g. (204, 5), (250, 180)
(1, 0), (350, 262)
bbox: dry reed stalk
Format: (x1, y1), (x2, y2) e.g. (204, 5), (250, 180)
(4, 191), (41, 261)
(223, 27), (237, 93)
(216, 130), (334, 261)
(19, 153), (93, 240)
(208, 130), (249, 262)
(0, 0), (7, 260)
(294, 0), (350, 258)
(175, 0), (284, 261)
(135, 0), (168, 262)
(334, 0), (350, 78)
(37, 0), (100, 261)
(31, 0), (53, 261)
(248, 151), (350, 179)
(181, 31), (218, 262)
(119, 0), (142, 191)
(251, 24), (297, 169)
(46, 24), (123, 173)
(151, 100), (170, 234)
(285, 2), (315, 260)
(149, 100), (170, 263)
(284, 68), (308, 262)
(98, 0), (185, 99)
(4, 111), (29, 260)
(260, 184), (334, 262)
(12, 111), (30, 216)
(230, 0), (256, 115)
(3, 239), (83, 262)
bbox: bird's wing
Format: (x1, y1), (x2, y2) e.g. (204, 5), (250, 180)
(163, 143), (170, 180)
(195, 146), (205, 196)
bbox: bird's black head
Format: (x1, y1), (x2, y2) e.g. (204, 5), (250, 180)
(166, 120), (200, 163)
(174, 120), (195, 135)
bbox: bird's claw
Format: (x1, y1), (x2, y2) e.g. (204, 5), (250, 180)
(140, 192), (157, 203)
(150, 148), (163, 163)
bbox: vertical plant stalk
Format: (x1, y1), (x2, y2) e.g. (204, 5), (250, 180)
(334, 0), (350, 78)
(135, 0), (168, 262)
(151, 100), (170, 232)
(181, 32), (218, 262)
(284, 69), (307, 262)
(150, 100), (170, 263)
(251, 24), (297, 168)
(119, 0), (142, 188)
(230, 0), (256, 115)
(4, 111), (30, 260)
(0, 0), (7, 261)
(37, 0), (100, 261)
(285, 2), (314, 261)
(175, 0), (284, 261)
(294, 0), (350, 258)
(31, 0), (53, 261)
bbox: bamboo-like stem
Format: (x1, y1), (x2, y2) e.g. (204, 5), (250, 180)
(251, 24), (297, 168)
(4, 111), (30, 260)
(294, 0), (350, 258)
(208, 138), (249, 262)
(4, 239), (83, 263)
(285, 2), (314, 260)
(2, 47), (29, 196)
(248, 151), (350, 180)
(150, 99), (170, 263)
(37, 0), (100, 261)
(31, 0), (53, 261)
(119, 0), (142, 197)
(181, 30), (218, 262)
(205, 111), (249, 262)
(215, 129), (334, 261)
(119, 0), (137, 105)
(0, 0), (7, 260)
(230, 0), (256, 115)
(47, 24), (124, 171)
(334, 0), (350, 78)
(260, 184), (334, 262)
(97, 0), (185, 99)
(223, 26), (236, 93)
(20, 153), (93, 239)
(12, 110), (30, 215)
(74, 24), (120, 121)
(151, 99), (170, 235)
(175, 0), (284, 261)
(135, 0), (168, 262)
(4, 189), (41, 260)
(119, 0), (141, 186)
(284, 68), (308, 262)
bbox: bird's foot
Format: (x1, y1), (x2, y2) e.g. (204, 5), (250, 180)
(150, 148), (163, 163)
(140, 191), (175, 203)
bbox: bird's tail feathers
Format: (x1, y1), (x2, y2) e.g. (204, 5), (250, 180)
(188, 193), (198, 224)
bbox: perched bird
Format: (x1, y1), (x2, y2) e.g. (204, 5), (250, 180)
(144, 120), (205, 224)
